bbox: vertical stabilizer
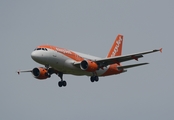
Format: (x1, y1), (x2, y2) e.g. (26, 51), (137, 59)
(107, 34), (123, 57)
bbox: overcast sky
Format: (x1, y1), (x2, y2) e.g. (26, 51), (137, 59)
(0, 0), (174, 120)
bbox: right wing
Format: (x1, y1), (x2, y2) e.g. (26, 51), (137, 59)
(94, 48), (162, 67)
(73, 48), (162, 67)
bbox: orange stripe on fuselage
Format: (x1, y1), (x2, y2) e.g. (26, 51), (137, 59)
(101, 64), (123, 76)
(37, 45), (84, 62)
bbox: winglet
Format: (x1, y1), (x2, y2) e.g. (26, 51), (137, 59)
(160, 48), (162, 53)
(17, 71), (20, 75)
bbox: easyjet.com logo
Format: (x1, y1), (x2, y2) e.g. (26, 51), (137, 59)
(111, 36), (122, 57)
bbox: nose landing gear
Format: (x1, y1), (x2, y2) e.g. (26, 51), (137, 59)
(45, 65), (67, 87)
(58, 81), (67, 87)
(57, 72), (67, 87)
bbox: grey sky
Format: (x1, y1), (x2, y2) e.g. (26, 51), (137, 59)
(0, 0), (173, 120)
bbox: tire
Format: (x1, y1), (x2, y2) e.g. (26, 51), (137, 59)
(63, 81), (67, 87)
(58, 81), (62, 87)
(90, 77), (95, 82)
(95, 76), (99, 82)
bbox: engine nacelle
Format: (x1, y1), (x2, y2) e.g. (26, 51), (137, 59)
(80, 60), (98, 72)
(32, 67), (49, 80)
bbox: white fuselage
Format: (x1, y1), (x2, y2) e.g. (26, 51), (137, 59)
(31, 47), (110, 76)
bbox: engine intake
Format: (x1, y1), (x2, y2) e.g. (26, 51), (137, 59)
(80, 60), (98, 72)
(32, 67), (48, 79)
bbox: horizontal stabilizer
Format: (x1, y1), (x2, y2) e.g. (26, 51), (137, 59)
(117, 63), (149, 70)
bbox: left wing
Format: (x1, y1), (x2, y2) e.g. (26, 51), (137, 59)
(17, 70), (32, 74)
(74, 48), (162, 67)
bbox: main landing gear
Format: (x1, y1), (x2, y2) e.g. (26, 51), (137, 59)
(57, 74), (99, 87)
(90, 76), (99, 82)
(57, 72), (67, 87)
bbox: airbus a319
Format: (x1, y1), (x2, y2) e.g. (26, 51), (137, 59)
(18, 34), (162, 87)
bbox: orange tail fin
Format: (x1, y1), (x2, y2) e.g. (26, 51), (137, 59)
(107, 34), (123, 57)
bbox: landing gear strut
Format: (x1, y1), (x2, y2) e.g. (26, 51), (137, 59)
(45, 65), (51, 78)
(90, 76), (99, 82)
(44, 65), (67, 87)
(58, 72), (67, 87)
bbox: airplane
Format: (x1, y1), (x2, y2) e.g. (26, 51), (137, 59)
(17, 34), (162, 87)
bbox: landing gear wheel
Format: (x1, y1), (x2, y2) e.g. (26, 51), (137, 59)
(62, 81), (67, 86)
(95, 76), (99, 82)
(90, 76), (95, 82)
(90, 76), (99, 82)
(58, 81), (62, 87)
(57, 72), (67, 87)
(58, 81), (67, 87)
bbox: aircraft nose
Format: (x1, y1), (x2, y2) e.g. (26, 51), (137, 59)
(31, 50), (48, 64)
(31, 51), (36, 60)
(31, 51), (40, 61)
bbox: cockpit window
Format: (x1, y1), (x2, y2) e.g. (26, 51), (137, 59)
(34, 48), (48, 51)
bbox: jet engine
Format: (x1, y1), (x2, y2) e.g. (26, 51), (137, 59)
(80, 60), (98, 72)
(32, 67), (49, 79)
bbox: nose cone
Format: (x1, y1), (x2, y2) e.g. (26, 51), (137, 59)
(31, 51), (48, 65)
(31, 51), (38, 61)
(31, 51), (43, 62)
